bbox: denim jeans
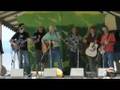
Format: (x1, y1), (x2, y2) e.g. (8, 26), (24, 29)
(18, 50), (31, 74)
(48, 47), (62, 70)
(102, 52), (114, 68)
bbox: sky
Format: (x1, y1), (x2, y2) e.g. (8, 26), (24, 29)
(2, 25), (19, 72)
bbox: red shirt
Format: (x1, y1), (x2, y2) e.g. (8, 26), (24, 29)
(100, 33), (116, 52)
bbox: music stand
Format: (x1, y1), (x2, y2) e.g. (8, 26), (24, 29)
(102, 54), (105, 68)
(77, 42), (81, 68)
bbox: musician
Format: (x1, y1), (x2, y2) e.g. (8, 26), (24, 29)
(32, 26), (46, 72)
(41, 25), (62, 69)
(100, 25), (116, 68)
(83, 26), (98, 72)
(10, 23), (31, 76)
(65, 26), (82, 68)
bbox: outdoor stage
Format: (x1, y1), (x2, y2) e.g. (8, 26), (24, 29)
(1, 71), (120, 79)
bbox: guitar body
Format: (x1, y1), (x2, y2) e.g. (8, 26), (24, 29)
(11, 43), (20, 51)
(42, 43), (49, 54)
(11, 39), (27, 51)
(85, 42), (98, 57)
(42, 41), (53, 54)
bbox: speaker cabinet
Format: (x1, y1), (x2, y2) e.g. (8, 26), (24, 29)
(70, 68), (84, 77)
(43, 68), (63, 77)
(98, 68), (107, 77)
(10, 69), (24, 78)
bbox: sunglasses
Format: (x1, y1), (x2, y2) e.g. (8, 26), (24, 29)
(19, 27), (24, 30)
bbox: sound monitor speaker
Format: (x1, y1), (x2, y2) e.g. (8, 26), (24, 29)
(70, 68), (84, 77)
(98, 68), (107, 77)
(10, 69), (24, 78)
(43, 68), (63, 77)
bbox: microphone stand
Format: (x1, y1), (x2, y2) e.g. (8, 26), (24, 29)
(102, 54), (104, 68)
(49, 40), (52, 68)
(77, 45), (80, 68)
(101, 52), (105, 68)
(38, 52), (46, 77)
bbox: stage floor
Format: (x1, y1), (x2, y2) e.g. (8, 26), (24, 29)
(1, 71), (120, 79)
(0, 75), (120, 79)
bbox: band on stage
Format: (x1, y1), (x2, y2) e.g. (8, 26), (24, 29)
(7, 23), (120, 76)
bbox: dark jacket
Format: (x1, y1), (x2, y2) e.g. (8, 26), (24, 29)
(0, 40), (4, 54)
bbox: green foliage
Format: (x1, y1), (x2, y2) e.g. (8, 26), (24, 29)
(17, 11), (105, 30)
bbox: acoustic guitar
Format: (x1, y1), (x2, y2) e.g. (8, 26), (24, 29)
(11, 39), (27, 51)
(85, 42), (98, 57)
(42, 40), (53, 54)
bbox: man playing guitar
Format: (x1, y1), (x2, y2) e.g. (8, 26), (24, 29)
(10, 23), (31, 76)
(41, 25), (62, 70)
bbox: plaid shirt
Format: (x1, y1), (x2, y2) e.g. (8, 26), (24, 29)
(65, 34), (82, 53)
